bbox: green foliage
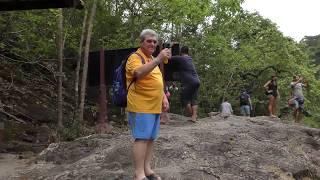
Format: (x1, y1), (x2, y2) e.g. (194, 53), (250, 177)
(57, 120), (94, 141)
(301, 35), (320, 79)
(0, 10), (59, 60)
(1, 0), (319, 128)
(301, 35), (320, 64)
(304, 112), (320, 128)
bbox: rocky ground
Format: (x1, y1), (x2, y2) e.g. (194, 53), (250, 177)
(5, 114), (320, 180)
(0, 152), (35, 179)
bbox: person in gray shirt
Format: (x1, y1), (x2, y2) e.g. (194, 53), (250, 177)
(220, 97), (233, 119)
(288, 75), (307, 123)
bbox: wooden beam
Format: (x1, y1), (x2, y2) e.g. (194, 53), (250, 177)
(0, 0), (83, 11)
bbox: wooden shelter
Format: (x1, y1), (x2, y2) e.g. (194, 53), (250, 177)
(0, 0), (83, 11)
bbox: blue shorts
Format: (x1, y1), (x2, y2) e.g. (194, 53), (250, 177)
(128, 112), (160, 140)
(240, 105), (250, 116)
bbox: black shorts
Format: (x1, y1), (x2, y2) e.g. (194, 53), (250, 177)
(181, 82), (200, 107)
(265, 90), (277, 97)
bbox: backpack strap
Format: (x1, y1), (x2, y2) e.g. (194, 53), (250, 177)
(134, 52), (146, 64)
(126, 52), (146, 91)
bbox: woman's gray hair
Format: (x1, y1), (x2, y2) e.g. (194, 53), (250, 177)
(140, 29), (158, 42)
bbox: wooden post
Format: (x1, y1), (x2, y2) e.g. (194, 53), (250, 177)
(0, 121), (4, 144)
(96, 48), (110, 133)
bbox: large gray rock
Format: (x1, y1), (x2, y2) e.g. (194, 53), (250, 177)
(14, 115), (320, 180)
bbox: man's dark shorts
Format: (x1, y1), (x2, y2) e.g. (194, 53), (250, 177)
(181, 81), (200, 107)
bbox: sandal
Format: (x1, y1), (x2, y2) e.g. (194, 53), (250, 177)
(146, 173), (161, 180)
(134, 176), (148, 180)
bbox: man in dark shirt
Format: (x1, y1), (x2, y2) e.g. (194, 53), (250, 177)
(239, 90), (252, 117)
(170, 46), (200, 122)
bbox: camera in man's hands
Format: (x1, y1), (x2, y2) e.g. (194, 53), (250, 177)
(153, 42), (180, 57)
(163, 43), (171, 49)
(163, 42), (180, 56)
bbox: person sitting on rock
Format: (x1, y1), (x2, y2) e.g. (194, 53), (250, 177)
(220, 97), (233, 119)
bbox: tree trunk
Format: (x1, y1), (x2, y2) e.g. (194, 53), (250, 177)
(78, 0), (97, 122)
(74, 10), (88, 120)
(130, 16), (136, 46)
(222, 72), (234, 103)
(0, 120), (4, 144)
(57, 9), (64, 128)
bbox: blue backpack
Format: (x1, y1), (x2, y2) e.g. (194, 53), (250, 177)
(112, 52), (145, 107)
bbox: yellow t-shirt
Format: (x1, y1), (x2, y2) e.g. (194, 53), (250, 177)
(126, 48), (163, 113)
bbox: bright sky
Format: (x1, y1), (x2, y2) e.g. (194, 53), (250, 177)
(242, 0), (320, 41)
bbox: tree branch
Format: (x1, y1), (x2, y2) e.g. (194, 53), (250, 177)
(0, 109), (27, 124)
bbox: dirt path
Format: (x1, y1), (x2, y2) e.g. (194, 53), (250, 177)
(0, 153), (30, 179)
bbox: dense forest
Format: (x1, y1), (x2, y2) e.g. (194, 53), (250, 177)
(1, 0), (320, 143)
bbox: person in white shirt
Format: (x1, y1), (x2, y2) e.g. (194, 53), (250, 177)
(220, 97), (233, 118)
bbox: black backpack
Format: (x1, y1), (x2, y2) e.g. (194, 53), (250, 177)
(240, 92), (249, 105)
